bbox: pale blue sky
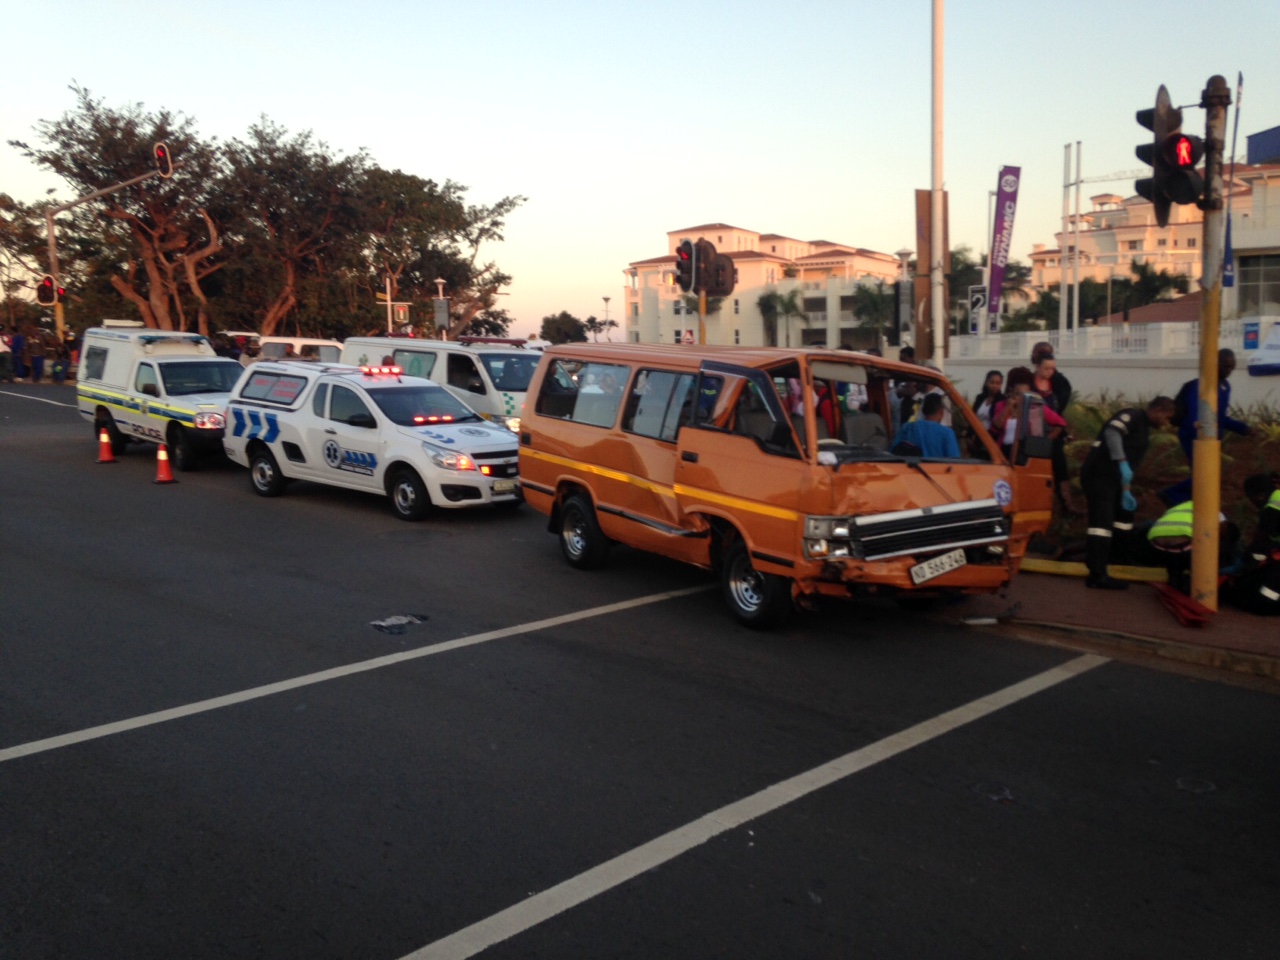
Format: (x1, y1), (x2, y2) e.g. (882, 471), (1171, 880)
(4, 1), (1277, 336)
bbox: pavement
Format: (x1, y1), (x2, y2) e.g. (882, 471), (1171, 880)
(944, 564), (1280, 688)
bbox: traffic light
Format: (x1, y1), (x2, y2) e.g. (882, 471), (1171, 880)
(707, 253), (736, 297)
(1135, 85), (1204, 227)
(154, 141), (174, 179)
(674, 240), (695, 292)
(36, 274), (56, 305)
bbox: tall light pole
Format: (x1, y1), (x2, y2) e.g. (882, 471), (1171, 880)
(602, 296), (611, 340)
(930, 0), (946, 372)
(982, 189), (996, 337)
(896, 248), (913, 350)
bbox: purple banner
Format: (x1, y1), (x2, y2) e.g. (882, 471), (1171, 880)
(987, 166), (1021, 330)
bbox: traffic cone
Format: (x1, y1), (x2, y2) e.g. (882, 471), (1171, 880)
(97, 428), (116, 464)
(153, 443), (178, 484)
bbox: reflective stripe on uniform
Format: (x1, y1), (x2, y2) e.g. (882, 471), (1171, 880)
(1261, 586), (1280, 602)
(1087, 527), (1113, 538)
(1113, 521), (1134, 531)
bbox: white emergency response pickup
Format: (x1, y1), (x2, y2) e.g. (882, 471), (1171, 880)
(222, 361), (521, 520)
(76, 325), (244, 471)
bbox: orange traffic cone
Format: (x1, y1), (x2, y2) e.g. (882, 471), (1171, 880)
(97, 428), (116, 464)
(153, 443), (178, 484)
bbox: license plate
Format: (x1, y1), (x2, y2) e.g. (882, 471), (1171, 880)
(909, 548), (967, 585)
(492, 479), (518, 495)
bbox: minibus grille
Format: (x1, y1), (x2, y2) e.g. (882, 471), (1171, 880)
(850, 499), (1008, 561)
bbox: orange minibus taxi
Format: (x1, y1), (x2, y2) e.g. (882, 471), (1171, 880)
(519, 343), (1054, 627)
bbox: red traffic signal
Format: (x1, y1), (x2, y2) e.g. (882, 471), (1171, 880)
(674, 240), (695, 292)
(1166, 133), (1204, 169)
(153, 141), (174, 179)
(36, 274), (56, 305)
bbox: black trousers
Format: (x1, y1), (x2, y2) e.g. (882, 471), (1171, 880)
(1081, 463), (1135, 579)
(1227, 563), (1280, 616)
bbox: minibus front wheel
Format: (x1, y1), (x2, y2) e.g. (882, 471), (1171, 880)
(559, 494), (609, 569)
(721, 539), (792, 628)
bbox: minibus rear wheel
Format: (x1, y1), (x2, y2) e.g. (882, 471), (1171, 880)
(559, 494), (609, 569)
(721, 539), (792, 628)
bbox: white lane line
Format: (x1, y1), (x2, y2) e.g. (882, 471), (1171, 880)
(404, 653), (1110, 960)
(0, 390), (77, 408)
(0, 585), (712, 765)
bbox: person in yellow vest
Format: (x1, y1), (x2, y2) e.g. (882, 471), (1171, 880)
(1227, 473), (1280, 616)
(1142, 500), (1239, 595)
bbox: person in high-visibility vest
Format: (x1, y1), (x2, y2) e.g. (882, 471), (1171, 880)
(1227, 472), (1280, 616)
(1143, 500), (1237, 595)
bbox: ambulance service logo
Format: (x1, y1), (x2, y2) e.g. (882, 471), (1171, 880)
(324, 439), (377, 476)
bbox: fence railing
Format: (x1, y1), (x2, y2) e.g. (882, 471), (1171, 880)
(950, 318), (1263, 361)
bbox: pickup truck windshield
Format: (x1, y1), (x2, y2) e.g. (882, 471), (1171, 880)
(159, 360), (244, 396)
(366, 384), (482, 426)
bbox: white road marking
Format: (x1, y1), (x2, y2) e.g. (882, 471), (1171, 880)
(404, 653), (1110, 960)
(0, 585), (712, 765)
(0, 390), (77, 408)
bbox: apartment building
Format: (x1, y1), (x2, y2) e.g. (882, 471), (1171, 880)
(623, 223), (902, 348)
(1223, 164), (1280, 321)
(1027, 168), (1268, 294)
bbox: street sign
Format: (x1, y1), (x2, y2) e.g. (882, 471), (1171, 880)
(968, 285), (987, 333)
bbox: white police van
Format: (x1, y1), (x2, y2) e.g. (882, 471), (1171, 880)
(223, 361), (521, 519)
(76, 323), (244, 470)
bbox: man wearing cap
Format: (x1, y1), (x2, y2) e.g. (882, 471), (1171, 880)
(1079, 396), (1176, 589)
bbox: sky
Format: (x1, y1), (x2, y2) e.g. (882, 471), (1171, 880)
(4, 0), (1278, 338)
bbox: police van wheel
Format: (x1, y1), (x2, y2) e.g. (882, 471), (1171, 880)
(168, 423), (198, 472)
(559, 494), (608, 569)
(721, 539), (792, 629)
(96, 412), (127, 456)
(249, 447), (287, 497)
(390, 468), (430, 521)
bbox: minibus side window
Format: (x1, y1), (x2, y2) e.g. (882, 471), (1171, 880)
(534, 359), (629, 428)
(623, 369), (696, 442)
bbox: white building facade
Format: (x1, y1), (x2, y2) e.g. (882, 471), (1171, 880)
(623, 223), (903, 348)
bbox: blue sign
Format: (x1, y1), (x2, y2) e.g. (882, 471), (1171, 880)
(1244, 321), (1260, 351)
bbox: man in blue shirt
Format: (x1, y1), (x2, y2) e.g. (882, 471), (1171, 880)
(1160, 349), (1251, 505)
(892, 393), (960, 458)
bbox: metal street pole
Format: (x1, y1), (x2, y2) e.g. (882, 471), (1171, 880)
(1190, 75), (1231, 611)
(1059, 144), (1069, 339)
(1072, 140), (1082, 335)
(930, 0), (946, 372)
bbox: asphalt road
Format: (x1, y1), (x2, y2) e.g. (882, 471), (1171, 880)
(2, 383), (1277, 960)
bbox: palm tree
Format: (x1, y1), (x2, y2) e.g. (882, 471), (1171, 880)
(777, 289), (805, 346)
(756, 292), (781, 346)
(851, 281), (894, 344)
(1129, 261), (1190, 307)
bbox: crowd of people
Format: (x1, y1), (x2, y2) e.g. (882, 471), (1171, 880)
(956, 340), (1279, 614)
(0, 324), (75, 384)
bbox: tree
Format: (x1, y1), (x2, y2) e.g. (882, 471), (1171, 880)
(851, 280), (894, 343)
(462, 308), (513, 338)
(756, 291), (780, 346)
(1129, 261), (1189, 307)
(221, 119), (369, 337)
(540, 311), (587, 344)
(439, 192), (527, 340)
(9, 84), (226, 332)
(582, 314), (620, 341)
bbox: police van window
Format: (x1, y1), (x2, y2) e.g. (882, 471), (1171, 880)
(448, 354), (486, 393)
(312, 382), (329, 417)
(330, 385), (372, 424)
(393, 349), (436, 380)
(82, 346), (108, 381)
(623, 369), (696, 442)
(240, 372), (308, 405)
(135, 363), (159, 395)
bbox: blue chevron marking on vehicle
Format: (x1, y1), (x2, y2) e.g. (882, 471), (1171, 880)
(232, 408), (247, 437)
(247, 409), (262, 439)
(263, 413), (280, 444)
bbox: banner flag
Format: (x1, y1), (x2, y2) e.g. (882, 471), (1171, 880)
(1223, 213), (1235, 288)
(987, 166), (1022, 328)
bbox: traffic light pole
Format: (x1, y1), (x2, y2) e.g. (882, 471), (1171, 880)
(698, 291), (706, 345)
(1190, 75), (1231, 611)
(43, 166), (167, 340)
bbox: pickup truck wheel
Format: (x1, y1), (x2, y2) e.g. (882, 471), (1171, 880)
(249, 447), (287, 497)
(96, 412), (127, 456)
(167, 423), (198, 472)
(721, 539), (792, 628)
(389, 468), (430, 521)
(559, 494), (608, 569)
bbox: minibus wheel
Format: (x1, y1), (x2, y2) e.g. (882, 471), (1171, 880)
(721, 540), (792, 628)
(559, 494), (609, 569)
